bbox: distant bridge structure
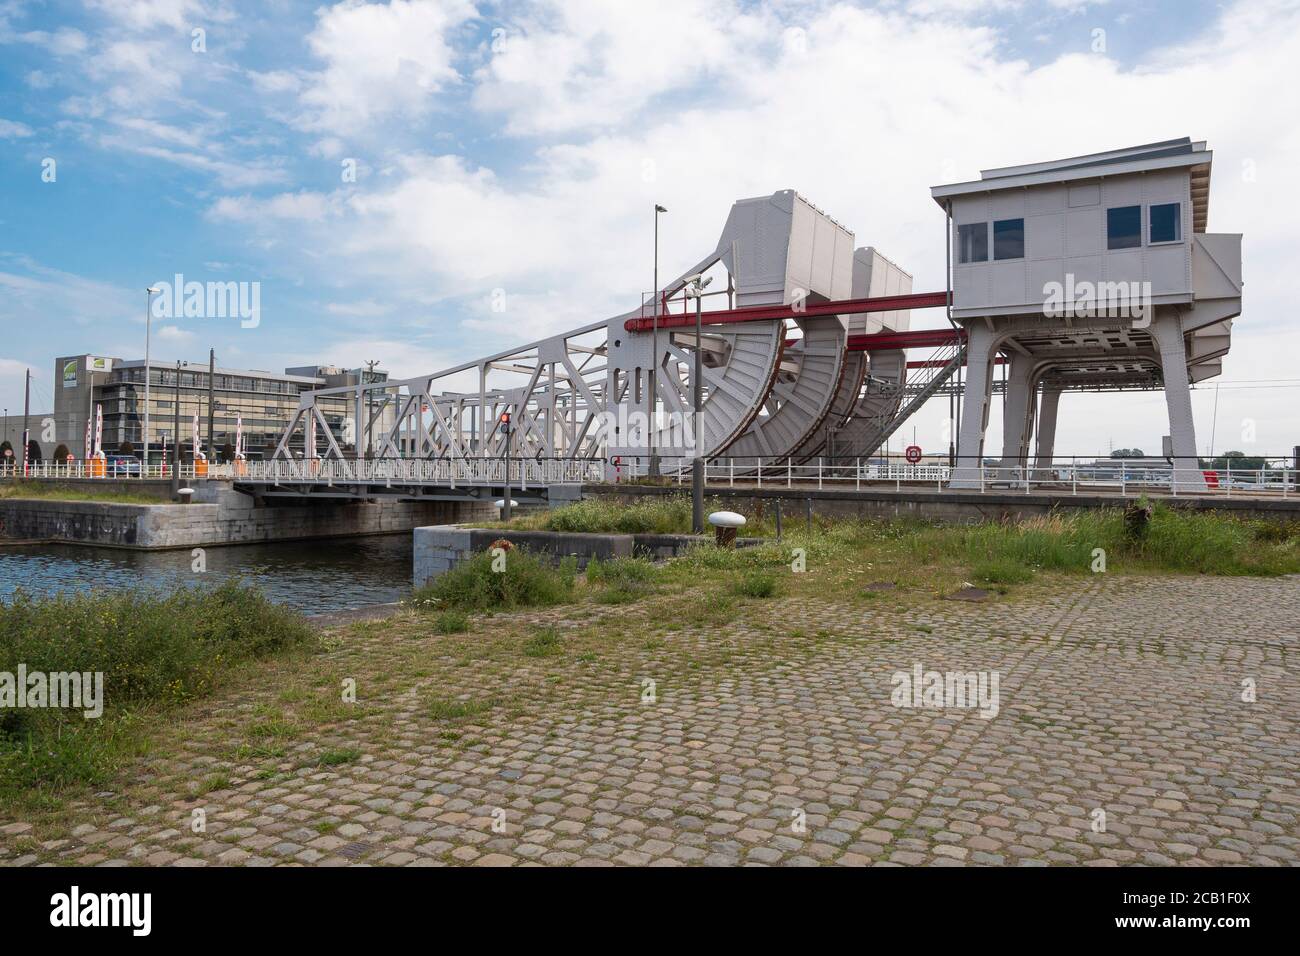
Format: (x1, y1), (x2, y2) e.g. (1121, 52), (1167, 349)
(269, 139), (1242, 497)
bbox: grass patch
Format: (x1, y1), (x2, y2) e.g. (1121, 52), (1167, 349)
(537, 496), (693, 534)
(0, 481), (167, 505)
(412, 547), (575, 612)
(193, 772), (231, 796)
(313, 747), (361, 767)
(522, 626), (563, 658)
(587, 556), (658, 604)
(733, 571), (779, 598)
(970, 557), (1035, 586)
(433, 610), (469, 634)
(0, 580), (316, 811)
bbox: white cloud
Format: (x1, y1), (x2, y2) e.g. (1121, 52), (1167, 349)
(296, 0), (476, 139)
(98, 136), (290, 188)
(84, 0), (215, 33)
(154, 324), (197, 345)
(0, 358), (53, 419)
(4, 26), (90, 56)
(210, 190), (338, 222)
(248, 69), (302, 94)
(473, 0), (764, 135)
(325, 299), (391, 317)
(0, 117), (33, 137)
(84, 37), (185, 107)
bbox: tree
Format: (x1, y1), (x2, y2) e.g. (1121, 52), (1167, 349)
(1201, 450), (1267, 472)
(26, 440), (41, 462)
(221, 442), (235, 462)
(1111, 448), (1145, 459)
(53, 444), (71, 461)
(118, 440), (135, 456)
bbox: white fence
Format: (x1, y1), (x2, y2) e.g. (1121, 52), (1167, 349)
(4, 455), (1296, 497)
(0, 460), (210, 480)
(612, 455), (1298, 498)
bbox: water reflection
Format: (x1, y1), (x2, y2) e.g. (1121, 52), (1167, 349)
(0, 534), (413, 612)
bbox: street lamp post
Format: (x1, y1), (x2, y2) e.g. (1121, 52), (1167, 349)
(684, 273), (712, 533)
(170, 360), (185, 499)
(649, 203), (667, 478)
(144, 287), (160, 472)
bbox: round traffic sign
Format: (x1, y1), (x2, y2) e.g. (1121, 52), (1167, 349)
(905, 445), (922, 464)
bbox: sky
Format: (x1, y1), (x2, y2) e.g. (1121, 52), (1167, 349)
(1, 0), (1297, 459)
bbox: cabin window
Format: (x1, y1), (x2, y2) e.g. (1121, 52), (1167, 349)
(1149, 202), (1182, 244)
(1107, 205), (1142, 250)
(958, 222), (988, 263)
(993, 218), (1025, 260)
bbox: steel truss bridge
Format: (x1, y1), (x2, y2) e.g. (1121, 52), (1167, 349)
(264, 190), (1228, 496)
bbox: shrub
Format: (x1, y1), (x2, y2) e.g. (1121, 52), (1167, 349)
(0, 581), (315, 803)
(544, 496), (694, 534)
(414, 547), (575, 611)
(587, 556), (658, 604)
(1138, 506), (1299, 575)
(970, 557), (1034, 586)
(434, 610), (469, 634)
(733, 571), (778, 598)
(522, 626), (563, 658)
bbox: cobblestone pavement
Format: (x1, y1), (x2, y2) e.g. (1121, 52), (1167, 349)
(2, 574), (1297, 866)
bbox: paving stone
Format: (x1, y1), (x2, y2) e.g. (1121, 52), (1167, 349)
(5, 574), (1296, 870)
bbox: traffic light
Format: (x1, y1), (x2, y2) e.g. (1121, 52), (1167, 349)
(499, 411), (512, 433)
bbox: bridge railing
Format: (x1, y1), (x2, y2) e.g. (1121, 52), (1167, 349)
(0, 460), (209, 480)
(233, 457), (604, 487)
(608, 454), (1299, 498)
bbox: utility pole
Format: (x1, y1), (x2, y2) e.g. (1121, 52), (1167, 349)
(207, 349), (216, 459)
(365, 359), (379, 459)
(500, 411), (512, 521)
(171, 360), (183, 499)
(22, 367), (31, 475)
(685, 275), (711, 533)
(650, 203), (666, 478)
(1208, 382), (1221, 459)
(144, 287), (159, 469)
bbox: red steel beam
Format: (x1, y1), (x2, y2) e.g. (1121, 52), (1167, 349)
(625, 290), (949, 333)
(847, 327), (965, 351)
(782, 327), (966, 351)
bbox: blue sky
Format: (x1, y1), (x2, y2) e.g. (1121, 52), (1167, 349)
(2, 0), (1298, 456)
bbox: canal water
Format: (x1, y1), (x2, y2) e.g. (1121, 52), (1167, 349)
(0, 535), (413, 612)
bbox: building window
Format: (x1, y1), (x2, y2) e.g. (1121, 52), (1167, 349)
(993, 218), (1024, 260)
(1149, 202), (1182, 244)
(958, 222), (987, 263)
(1107, 205), (1142, 250)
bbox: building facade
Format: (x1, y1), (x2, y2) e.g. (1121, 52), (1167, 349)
(47, 356), (390, 462)
(930, 138), (1243, 488)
